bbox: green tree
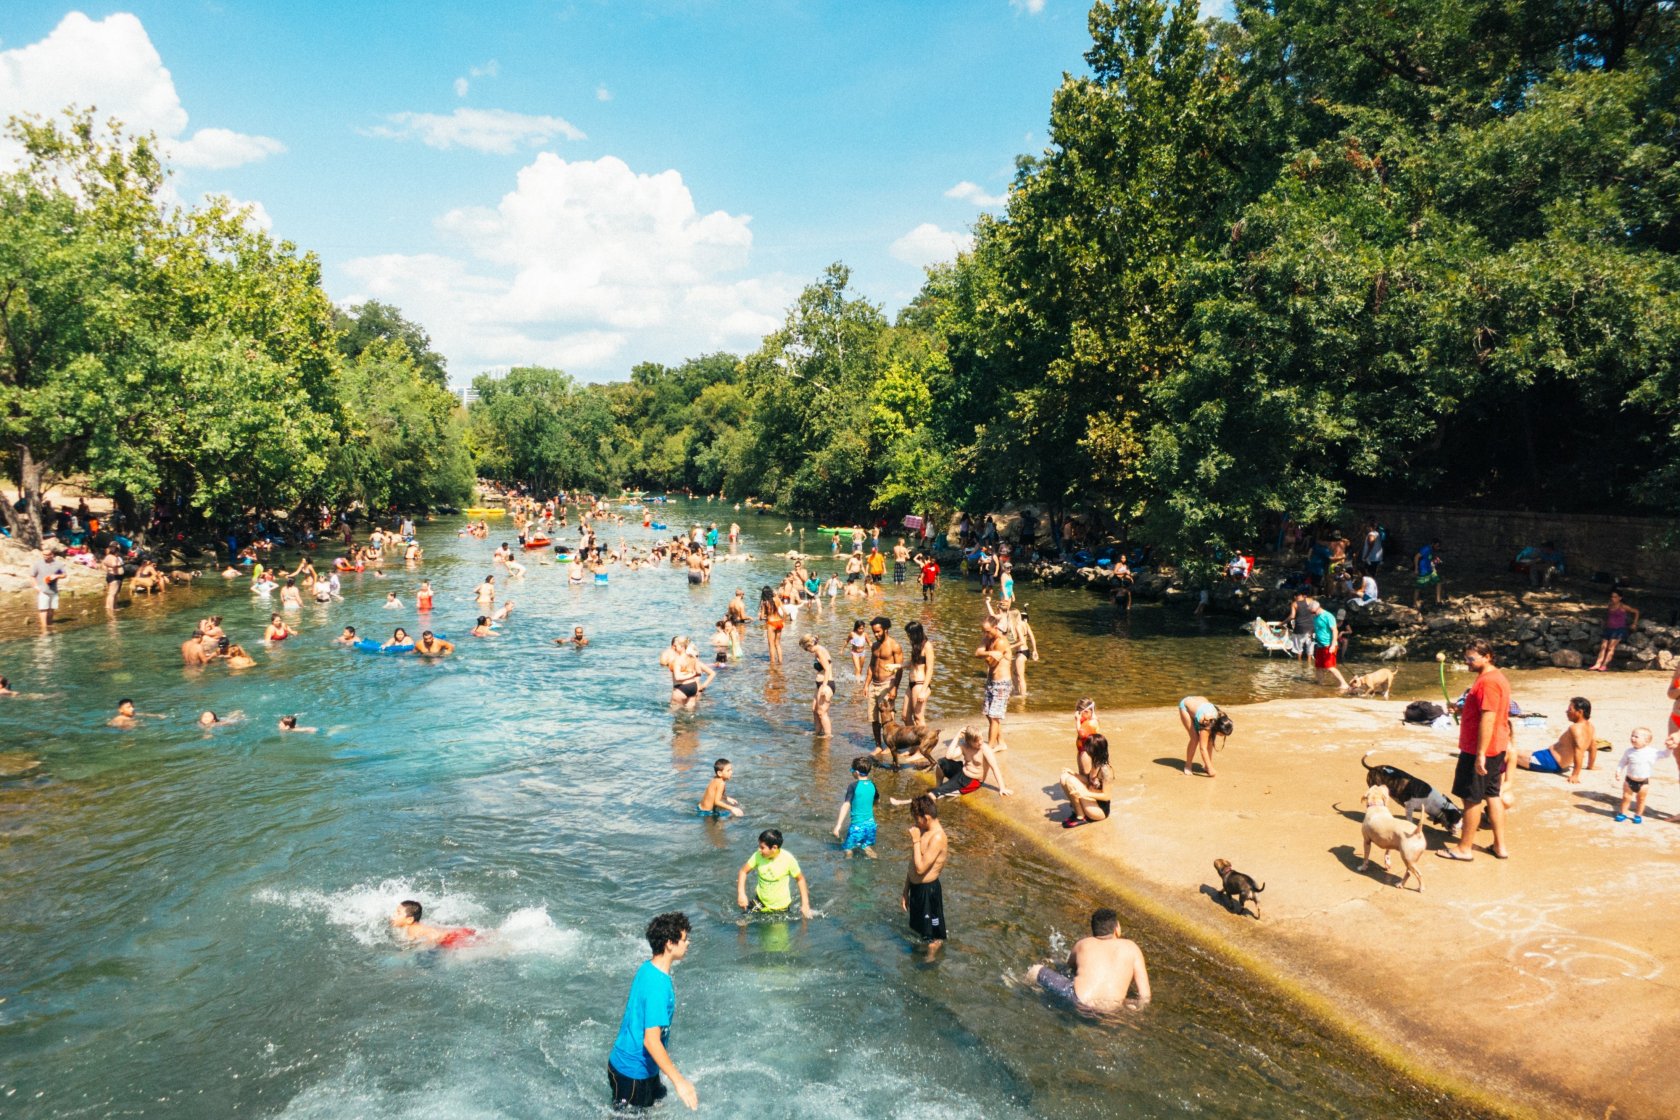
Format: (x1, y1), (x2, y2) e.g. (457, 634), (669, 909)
(335, 300), (450, 388)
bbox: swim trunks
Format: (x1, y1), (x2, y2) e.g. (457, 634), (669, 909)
(1313, 646), (1339, 670)
(984, 679), (1013, 719)
(607, 1061), (667, 1109)
(1415, 572), (1442, 587)
(843, 820), (877, 850)
(1525, 748), (1562, 774)
(1034, 966), (1078, 1004)
(437, 927), (478, 950)
(905, 879), (947, 942)
(696, 806), (730, 819)
(933, 758), (982, 797)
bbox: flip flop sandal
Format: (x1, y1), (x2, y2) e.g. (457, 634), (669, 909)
(1062, 817), (1089, 829)
(1436, 850), (1475, 861)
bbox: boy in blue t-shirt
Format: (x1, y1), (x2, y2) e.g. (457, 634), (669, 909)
(833, 756), (880, 859)
(608, 911), (697, 1111)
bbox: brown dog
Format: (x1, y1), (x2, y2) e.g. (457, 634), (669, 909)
(1212, 858), (1264, 919)
(873, 696), (939, 770)
(1344, 667), (1395, 699)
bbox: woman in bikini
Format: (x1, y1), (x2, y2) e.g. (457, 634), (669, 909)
(799, 633), (835, 736)
(1059, 734), (1114, 828)
(264, 613), (292, 642)
(1178, 695), (1234, 778)
(758, 587), (785, 668)
(902, 620), (935, 726)
(847, 620), (868, 681)
(666, 637), (714, 709)
(101, 543), (126, 610)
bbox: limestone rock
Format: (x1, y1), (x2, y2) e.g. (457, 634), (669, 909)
(1551, 648), (1584, 669)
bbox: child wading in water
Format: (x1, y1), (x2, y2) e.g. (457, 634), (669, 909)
(736, 829), (813, 917)
(698, 758), (743, 818)
(833, 756), (879, 859)
(1614, 728), (1672, 823)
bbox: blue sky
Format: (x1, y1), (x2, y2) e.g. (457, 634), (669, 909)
(1, 1), (1234, 385)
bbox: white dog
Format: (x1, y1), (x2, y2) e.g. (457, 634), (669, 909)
(1358, 784), (1426, 891)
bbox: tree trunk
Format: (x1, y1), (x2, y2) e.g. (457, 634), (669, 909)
(2, 445), (45, 548)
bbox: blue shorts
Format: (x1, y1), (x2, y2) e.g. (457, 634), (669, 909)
(843, 820), (877, 850)
(696, 806), (730, 819)
(1525, 748), (1563, 774)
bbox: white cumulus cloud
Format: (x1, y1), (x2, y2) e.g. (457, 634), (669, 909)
(1011, 0), (1047, 13)
(453, 77), (469, 98)
(889, 223), (973, 268)
(453, 59), (499, 98)
(0, 12), (284, 171)
(341, 153), (795, 380)
(365, 108), (586, 154)
(944, 180), (1007, 207)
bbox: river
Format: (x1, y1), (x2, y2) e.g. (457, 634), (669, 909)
(0, 503), (1481, 1118)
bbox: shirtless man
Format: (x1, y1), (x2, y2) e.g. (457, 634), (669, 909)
(1516, 695), (1595, 783)
(474, 574), (496, 607)
(892, 728), (1013, 801)
(902, 794), (948, 958)
(976, 619), (1013, 751)
(867, 617), (904, 751)
(725, 589), (748, 626)
(1027, 907), (1151, 1012)
(413, 631), (455, 657)
(108, 699), (161, 728)
(555, 626), (589, 648)
(892, 538), (911, 584)
(181, 633), (215, 666)
(390, 899), (478, 950)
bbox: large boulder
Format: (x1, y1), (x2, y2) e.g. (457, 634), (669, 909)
(1551, 648), (1585, 670)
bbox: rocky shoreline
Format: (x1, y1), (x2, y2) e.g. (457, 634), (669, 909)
(1018, 557), (1678, 671)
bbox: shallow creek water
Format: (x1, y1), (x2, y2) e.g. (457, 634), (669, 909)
(0, 504), (1486, 1118)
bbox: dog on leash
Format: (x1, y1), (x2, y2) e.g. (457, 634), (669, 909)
(1358, 784), (1426, 891)
(873, 695), (940, 770)
(1212, 858), (1265, 919)
(1360, 751), (1463, 836)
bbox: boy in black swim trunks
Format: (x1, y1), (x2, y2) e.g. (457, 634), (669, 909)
(902, 795), (948, 958)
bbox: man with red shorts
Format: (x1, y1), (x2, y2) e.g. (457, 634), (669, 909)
(1440, 639), (1512, 861)
(1309, 600), (1350, 689)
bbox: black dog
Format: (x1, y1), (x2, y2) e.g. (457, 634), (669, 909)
(1360, 751), (1464, 836)
(1213, 858), (1264, 920)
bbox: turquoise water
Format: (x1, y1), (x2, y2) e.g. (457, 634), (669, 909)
(0, 505), (1479, 1118)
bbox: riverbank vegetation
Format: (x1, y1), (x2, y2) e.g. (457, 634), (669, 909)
(4, 1), (1676, 557)
(480, 0), (1680, 561)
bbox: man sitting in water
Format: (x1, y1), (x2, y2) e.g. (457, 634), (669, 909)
(554, 626), (588, 648)
(1027, 907), (1151, 1012)
(1515, 696), (1597, 783)
(413, 631), (454, 657)
(390, 899), (478, 949)
(109, 699), (162, 728)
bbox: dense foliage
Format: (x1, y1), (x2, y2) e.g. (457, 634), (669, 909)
(0, 113), (472, 547)
(469, 0), (1680, 563)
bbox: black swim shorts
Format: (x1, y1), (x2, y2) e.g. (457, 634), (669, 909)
(1452, 751), (1504, 804)
(1627, 776), (1648, 793)
(608, 1061), (666, 1109)
(906, 879), (947, 942)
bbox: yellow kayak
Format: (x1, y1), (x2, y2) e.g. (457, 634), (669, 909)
(464, 507), (506, 517)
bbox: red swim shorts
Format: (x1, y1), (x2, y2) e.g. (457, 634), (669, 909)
(1314, 647), (1339, 670)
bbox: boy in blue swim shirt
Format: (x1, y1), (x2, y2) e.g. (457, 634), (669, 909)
(833, 756), (879, 859)
(608, 911), (697, 1111)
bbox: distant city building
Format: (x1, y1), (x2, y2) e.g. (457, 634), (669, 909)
(457, 387), (479, 408)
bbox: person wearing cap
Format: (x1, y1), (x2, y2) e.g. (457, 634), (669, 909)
(32, 540), (68, 633)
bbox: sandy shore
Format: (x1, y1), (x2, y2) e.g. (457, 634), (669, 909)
(956, 668), (1679, 1120)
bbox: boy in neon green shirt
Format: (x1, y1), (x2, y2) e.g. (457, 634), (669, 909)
(736, 829), (813, 918)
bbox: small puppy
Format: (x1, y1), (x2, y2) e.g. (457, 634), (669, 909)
(1361, 751), (1463, 836)
(1212, 858), (1265, 919)
(1344, 667), (1395, 699)
(1358, 784), (1426, 891)
(874, 696), (940, 770)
